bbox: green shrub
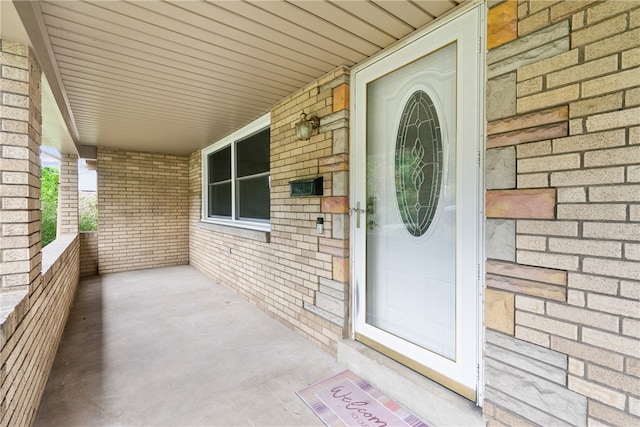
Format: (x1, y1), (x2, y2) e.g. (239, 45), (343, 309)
(79, 192), (98, 231)
(41, 166), (59, 247)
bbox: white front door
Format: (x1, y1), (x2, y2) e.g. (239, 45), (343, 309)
(351, 6), (482, 400)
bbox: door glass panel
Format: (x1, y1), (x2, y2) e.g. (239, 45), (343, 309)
(366, 43), (456, 360)
(395, 90), (443, 237)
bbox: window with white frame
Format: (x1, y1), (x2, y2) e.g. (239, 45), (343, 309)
(202, 114), (271, 230)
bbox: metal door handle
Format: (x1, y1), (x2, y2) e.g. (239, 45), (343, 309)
(349, 202), (366, 228)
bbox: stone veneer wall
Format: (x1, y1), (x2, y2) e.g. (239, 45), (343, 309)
(97, 148), (189, 273)
(484, 1), (640, 425)
(190, 67), (350, 354)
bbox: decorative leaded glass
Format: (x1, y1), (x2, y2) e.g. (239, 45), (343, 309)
(395, 90), (443, 237)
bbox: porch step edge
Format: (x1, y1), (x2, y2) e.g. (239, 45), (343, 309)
(337, 339), (485, 427)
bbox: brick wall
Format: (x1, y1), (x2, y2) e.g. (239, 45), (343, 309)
(1, 40), (80, 427)
(190, 67), (350, 355)
(0, 40), (42, 293)
(79, 231), (98, 277)
(57, 154), (78, 235)
(97, 148), (189, 273)
(0, 235), (80, 427)
(484, 1), (640, 425)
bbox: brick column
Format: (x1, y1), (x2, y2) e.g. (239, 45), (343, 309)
(0, 40), (43, 292)
(57, 154), (79, 235)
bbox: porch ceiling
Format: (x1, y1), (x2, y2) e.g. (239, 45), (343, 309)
(12, 0), (465, 156)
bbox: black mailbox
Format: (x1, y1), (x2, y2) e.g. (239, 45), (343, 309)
(290, 177), (323, 197)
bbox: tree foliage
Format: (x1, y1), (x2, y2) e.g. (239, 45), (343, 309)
(41, 166), (59, 247)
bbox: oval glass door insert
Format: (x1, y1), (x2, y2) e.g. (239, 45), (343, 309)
(395, 90), (443, 237)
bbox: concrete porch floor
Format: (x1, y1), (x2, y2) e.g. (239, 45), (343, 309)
(35, 265), (484, 427)
(35, 265), (343, 426)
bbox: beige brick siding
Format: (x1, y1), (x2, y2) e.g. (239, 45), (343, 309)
(190, 68), (349, 355)
(485, 1), (640, 425)
(0, 40), (42, 292)
(57, 154), (78, 235)
(0, 41), (81, 427)
(97, 148), (189, 273)
(79, 231), (98, 277)
(0, 235), (80, 427)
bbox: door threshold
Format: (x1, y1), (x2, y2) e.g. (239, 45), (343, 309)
(337, 339), (485, 427)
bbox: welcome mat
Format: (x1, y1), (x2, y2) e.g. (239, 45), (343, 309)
(296, 370), (429, 427)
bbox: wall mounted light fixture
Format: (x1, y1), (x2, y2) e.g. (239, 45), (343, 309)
(295, 112), (319, 140)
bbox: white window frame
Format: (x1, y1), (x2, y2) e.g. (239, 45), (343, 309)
(201, 113), (271, 232)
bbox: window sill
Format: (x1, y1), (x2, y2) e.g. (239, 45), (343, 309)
(197, 220), (270, 243)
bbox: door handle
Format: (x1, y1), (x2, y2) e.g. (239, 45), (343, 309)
(350, 202), (366, 228)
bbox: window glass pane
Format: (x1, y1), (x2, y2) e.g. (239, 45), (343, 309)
(237, 175), (270, 220)
(208, 146), (231, 183)
(236, 129), (269, 178)
(208, 182), (231, 217)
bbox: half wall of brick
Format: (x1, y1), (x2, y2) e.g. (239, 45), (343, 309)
(0, 235), (80, 426)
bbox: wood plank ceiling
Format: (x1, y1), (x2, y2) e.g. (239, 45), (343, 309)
(21, 0), (465, 155)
